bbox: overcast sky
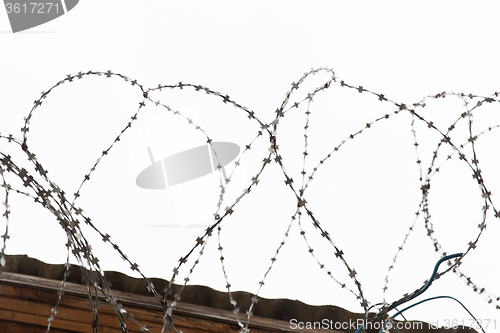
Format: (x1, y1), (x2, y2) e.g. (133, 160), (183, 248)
(1, 1), (500, 331)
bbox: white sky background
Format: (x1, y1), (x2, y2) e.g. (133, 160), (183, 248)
(1, 0), (500, 331)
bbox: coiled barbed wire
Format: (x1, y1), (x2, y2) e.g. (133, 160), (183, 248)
(0, 68), (499, 332)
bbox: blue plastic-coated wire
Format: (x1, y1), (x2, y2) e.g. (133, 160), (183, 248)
(394, 308), (407, 322)
(385, 253), (463, 314)
(389, 295), (485, 333)
(355, 253), (463, 333)
(413, 253), (463, 299)
(367, 302), (408, 321)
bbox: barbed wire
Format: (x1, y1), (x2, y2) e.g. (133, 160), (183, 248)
(0, 68), (499, 333)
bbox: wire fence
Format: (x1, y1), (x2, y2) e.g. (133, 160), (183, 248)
(1, 68), (499, 332)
